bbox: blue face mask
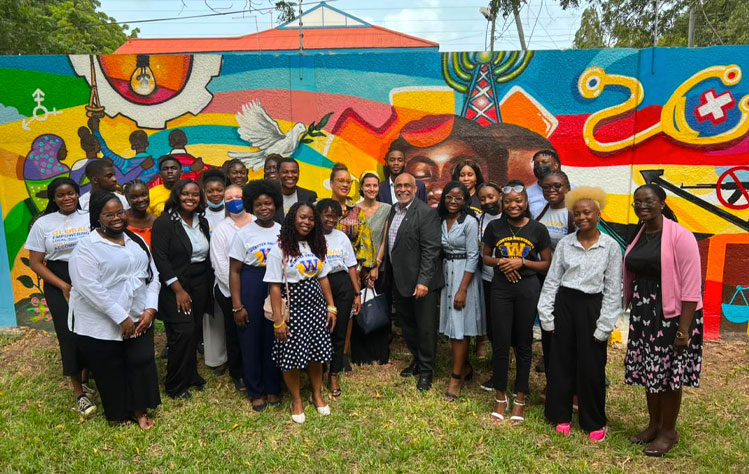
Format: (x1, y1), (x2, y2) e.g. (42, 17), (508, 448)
(226, 199), (244, 214)
(207, 199), (225, 210)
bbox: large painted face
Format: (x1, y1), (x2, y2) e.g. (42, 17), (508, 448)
(404, 138), (489, 208)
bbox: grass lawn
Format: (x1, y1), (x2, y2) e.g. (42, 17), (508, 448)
(0, 327), (747, 473)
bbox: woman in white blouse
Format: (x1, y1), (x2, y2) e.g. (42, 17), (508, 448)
(265, 202), (337, 424)
(537, 186), (622, 442)
(68, 191), (161, 429)
(24, 177), (96, 418)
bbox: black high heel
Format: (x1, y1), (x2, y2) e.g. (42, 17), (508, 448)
(462, 363), (474, 382)
(445, 373), (462, 401)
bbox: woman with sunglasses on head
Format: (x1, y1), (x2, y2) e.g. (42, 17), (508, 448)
(124, 179), (156, 248)
(24, 177), (96, 418)
(438, 182), (484, 400)
(482, 180), (552, 425)
(68, 191), (161, 429)
(265, 202), (337, 423)
(316, 199), (361, 397)
(208, 184), (251, 391)
(329, 163), (375, 370)
(152, 179), (212, 400)
(476, 182), (502, 390)
(351, 171), (392, 366)
(451, 159), (485, 215)
(537, 187), (621, 442)
(623, 184), (703, 457)
(228, 180), (282, 411)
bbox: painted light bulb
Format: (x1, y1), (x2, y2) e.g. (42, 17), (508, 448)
(130, 55), (156, 96)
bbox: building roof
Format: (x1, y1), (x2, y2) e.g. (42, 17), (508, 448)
(115, 2), (438, 54)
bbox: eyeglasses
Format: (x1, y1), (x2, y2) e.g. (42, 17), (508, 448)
(445, 195), (465, 203)
(502, 185), (525, 194)
(632, 200), (660, 209)
(101, 209), (126, 219)
(541, 183), (564, 191)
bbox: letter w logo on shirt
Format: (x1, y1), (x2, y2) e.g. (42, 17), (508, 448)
(499, 242), (529, 258)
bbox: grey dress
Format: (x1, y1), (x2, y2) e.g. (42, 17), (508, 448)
(439, 214), (486, 339)
(366, 202), (392, 267)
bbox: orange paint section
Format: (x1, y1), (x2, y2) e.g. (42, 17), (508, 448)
(99, 55), (191, 92)
(703, 233), (749, 339)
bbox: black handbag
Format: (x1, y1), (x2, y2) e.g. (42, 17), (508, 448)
(356, 288), (390, 335)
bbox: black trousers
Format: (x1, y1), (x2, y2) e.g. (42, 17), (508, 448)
(213, 287), (243, 380)
(545, 287), (607, 432)
(44, 260), (82, 377)
(393, 288), (438, 375)
(490, 276), (540, 394)
(76, 326), (161, 421)
(161, 263), (210, 397)
(482, 279), (493, 344)
(328, 271), (355, 374)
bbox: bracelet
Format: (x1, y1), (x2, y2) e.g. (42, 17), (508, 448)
(231, 305), (245, 313)
(521, 257), (525, 267)
(327, 305), (338, 314)
(273, 320), (286, 329)
(675, 329), (688, 339)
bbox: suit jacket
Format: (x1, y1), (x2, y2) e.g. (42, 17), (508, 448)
(384, 198), (444, 297)
(151, 208), (213, 321)
(378, 178), (427, 205)
(274, 186), (318, 223)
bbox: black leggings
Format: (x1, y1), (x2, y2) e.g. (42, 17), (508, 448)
(327, 270), (355, 375)
(44, 260), (82, 377)
(490, 276), (540, 394)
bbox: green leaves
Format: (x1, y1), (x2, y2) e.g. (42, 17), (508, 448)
(300, 111), (333, 145)
(17, 275), (34, 289)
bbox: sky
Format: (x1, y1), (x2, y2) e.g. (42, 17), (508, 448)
(99, 0), (590, 51)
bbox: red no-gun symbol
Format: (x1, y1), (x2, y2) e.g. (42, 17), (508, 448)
(716, 166), (749, 210)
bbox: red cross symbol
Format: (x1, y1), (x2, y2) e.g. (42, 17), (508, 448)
(695, 89), (735, 125)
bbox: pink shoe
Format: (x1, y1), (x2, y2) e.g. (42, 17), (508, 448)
(589, 426), (607, 442)
(555, 422), (571, 436)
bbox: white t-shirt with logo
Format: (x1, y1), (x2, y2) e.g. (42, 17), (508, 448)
(205, 207), (226, 234)
(323, 229), (357, 275)
(24, 210), (90, 261)
(263, 241), (330, 284)
(537, 206), (572, 250)
(228, 222), (281, 268)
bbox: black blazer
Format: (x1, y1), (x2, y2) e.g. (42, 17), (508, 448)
(151, 209), (213, 320)
(384, 198), (444, 297)
(377, 178), (427, 205)
(274, 186), (318, 223)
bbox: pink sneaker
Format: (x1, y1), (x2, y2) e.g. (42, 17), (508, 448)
(555, 422), (571, 436)
(589, 426), (607, 442)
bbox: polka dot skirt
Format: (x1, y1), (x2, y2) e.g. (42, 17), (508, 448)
(272, 278), (333, 371)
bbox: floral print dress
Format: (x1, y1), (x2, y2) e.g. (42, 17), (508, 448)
(624, 232), (703, 392)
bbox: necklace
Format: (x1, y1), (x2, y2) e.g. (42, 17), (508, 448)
(508, 220), (527, 239)
(643, 230), (661, 242)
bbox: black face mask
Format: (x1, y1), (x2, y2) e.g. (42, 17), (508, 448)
(534, 163), (553, 180)
(481, 202), (500, 215)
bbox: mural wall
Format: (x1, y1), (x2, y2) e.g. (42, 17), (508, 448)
(0, 47), (747, 337)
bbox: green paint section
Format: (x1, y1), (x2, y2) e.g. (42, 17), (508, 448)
(0, 69), (89, 116)
(4, 200), (35, 268)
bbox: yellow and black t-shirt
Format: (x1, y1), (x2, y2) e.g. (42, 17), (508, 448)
(482, 218), (551, 280)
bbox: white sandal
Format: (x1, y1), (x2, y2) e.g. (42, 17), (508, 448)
(510, 399), (525, 425)
(490, 397), (508, 423)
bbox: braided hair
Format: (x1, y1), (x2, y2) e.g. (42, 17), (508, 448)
(278, 202), (327, 260)
(89, 191), (153, 285)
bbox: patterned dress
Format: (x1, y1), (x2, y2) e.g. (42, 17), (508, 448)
(336, 201), (376, 268)
(624, 232), (703, 392)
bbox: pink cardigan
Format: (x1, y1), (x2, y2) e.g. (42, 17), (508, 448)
(623, 217), (703, 319)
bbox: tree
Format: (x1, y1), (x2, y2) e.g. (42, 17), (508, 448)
(573, 0), (749, 49)
(485, 0), (581, 50)
(0, 0), (137, 55)
(274, 1), (297, 24)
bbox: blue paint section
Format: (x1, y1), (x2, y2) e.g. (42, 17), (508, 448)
(146, 125), (248, 159)
(0, 203), (17, 327)
(0, 55), (77, 76)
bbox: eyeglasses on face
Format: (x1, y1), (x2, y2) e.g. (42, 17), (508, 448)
(541, 183), (564, 191)
(502, 185), (525, 194)
(632, 200), (660, 209)
(101, 209), (126, 219)
(445, 195), (465, 203)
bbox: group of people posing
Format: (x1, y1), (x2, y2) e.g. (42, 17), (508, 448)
(26, 145), (703, 457)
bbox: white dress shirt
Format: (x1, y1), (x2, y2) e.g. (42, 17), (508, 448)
(537, 231), (622, 341)
(182, 215), (210, 263)
(389, 177), (397, 204)
(68, 231), (160, 341)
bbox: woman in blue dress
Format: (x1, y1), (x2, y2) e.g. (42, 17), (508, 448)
(438, 181), (485, 400)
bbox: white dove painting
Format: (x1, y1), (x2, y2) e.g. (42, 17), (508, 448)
(227, 100), (331, 171)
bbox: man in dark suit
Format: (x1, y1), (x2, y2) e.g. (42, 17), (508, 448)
(274, 157), (317, 223)
(377, 147), (427, 205)
(384, 173), (443, 391)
